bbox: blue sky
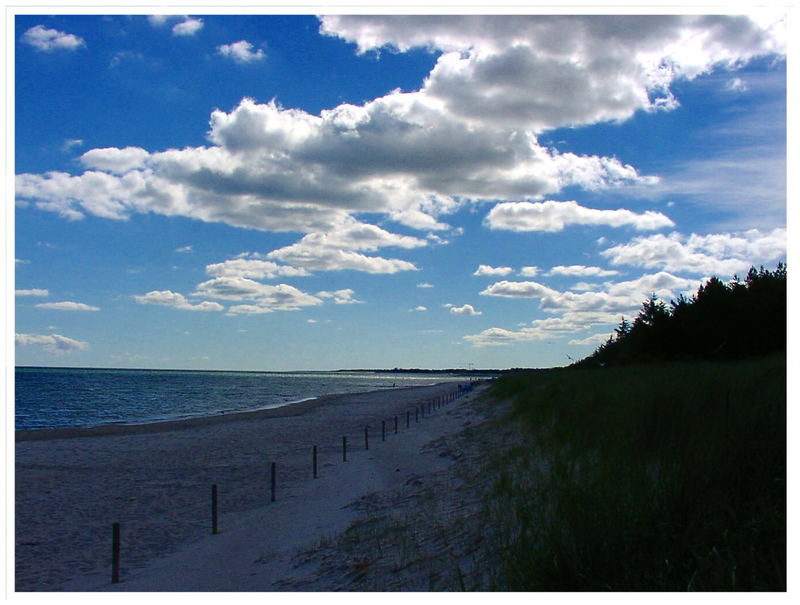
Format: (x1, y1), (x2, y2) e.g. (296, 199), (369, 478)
(11, 12), (788, 370)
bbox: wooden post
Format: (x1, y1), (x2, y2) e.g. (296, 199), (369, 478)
(394, 415), (398, 434)
(270, 462), (276, 502)
(343, 436), (347, 461)
(406, 410), (410, 428)
(415, 407), (419, 423)
(111, 522), (120, 584)
(382, 420), (386, 442)
(313, 445), (318, 479)
(211, 484), (218, 535)
(364, 425), (369, 450)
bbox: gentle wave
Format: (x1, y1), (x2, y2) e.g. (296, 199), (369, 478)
(15, 367), (466, 431)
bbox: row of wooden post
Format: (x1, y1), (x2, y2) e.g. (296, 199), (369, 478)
(109, 383), (475, 583)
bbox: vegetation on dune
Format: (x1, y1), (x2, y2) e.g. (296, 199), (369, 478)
(485, 264), (786, 591)
(574, 264), (786, 368)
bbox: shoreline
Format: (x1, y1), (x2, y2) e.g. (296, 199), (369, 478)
(16, 380), (480, 590)
(15, 382), (449, 442)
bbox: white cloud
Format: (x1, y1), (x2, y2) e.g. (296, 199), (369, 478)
(206, 258), (309, 280)
(317, 289), (363, 305)
(448, 303), (482, 316)
(485, 200), (674, 232)
(726, 77), (748, 92)
(600, 228), (786, 277)
(518, 266), (539, 277)
(479, 280), (556, 300)
(468, 270), (702, 347)
(480, 272), (697, 314)
(62, 138), (84, 152)
(80, 147), (149, 174)
(35, 301), (100, 311)
(175, 245), (193, 254)
(22, 25), (84, 51)
(16, 289), (49, 297)
(15, 95), (657, 236)
(568, 333), (614, 346)
(147, 15), (173, 27)
(265, 222), (423, 274)
(464, 310), (623, 347)
(15, 15), (784, 272)
(547, 265), (620, 277)
(267, 245), (418, 274)
(321, 15), (784, 131)
(173, 17), (203, 36)
(193, 278), (323, 312)
(134, 290), (224, 312)
(473, 264), (513, 277)
(15, 333), (89, 355)
(417, 282), (434, 288)
(217, 40), (265, 63)
(410, 306), (427, 312)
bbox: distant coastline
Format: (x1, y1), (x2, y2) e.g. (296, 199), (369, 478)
(16, 365), (502, 376)
(335, 368), (503, 376)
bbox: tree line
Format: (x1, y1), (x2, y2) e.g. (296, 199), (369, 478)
(573, 263), (786, 368)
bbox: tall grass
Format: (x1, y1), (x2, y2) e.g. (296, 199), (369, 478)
(488, 355), (786, 591)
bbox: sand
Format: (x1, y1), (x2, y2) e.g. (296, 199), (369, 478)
(15, 380), (500, 591)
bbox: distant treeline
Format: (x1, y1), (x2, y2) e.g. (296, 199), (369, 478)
(337, 368), (502, 376)
(573, 264), (786, 368)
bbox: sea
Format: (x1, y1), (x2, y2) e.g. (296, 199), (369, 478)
(14, 366), (467, 432)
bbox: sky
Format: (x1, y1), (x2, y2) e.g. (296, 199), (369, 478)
(9, 9), (790, 371)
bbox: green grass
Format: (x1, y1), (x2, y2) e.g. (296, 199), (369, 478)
(488, 355), (786, 591)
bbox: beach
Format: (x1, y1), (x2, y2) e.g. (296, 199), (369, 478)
(15, 380), (501, 591)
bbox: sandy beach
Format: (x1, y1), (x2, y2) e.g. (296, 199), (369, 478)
(15, 380), (502, 591)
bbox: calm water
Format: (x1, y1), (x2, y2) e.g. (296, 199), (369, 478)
(15, 367), (465, 431)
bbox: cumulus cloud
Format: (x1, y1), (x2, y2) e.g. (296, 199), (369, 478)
(264, 221), (424, 274)
(410, 305), (427, 312)
(321, 15), (784, 131)
(15, 15), (784, 276)
(468, 271), (702, 347)
(480, 272), (697, 314)
(148, 15), (173, 27)
(16, 85), (657, 236)
(726, 77), (748, 92)
(194, 278), (323, 313)
(486, 200), (674, 232)
(134, 290), (224, 312)
(217, 40), (265, 63)
(206, 257), (310, 280)
(173, 17), (203, 36)
(22, 25), (84, 51)
(35, 301), (100, 311)
(600, 228), (786, 276)
(16, 288), (49, 297)
(317, 289), (363, 304)
(80, 147), (149, 174)
(473, 264), (513, 277)
(547, 265), (620, 277)
(568, 332), (615, 346)
(446, 303), (482, 316)
(464, 310), (622, 347)
(518, 266), (539, 277)
(16, 333), (89, 355)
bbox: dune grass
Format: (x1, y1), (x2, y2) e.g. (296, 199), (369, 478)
(487, 355), (786, 591)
